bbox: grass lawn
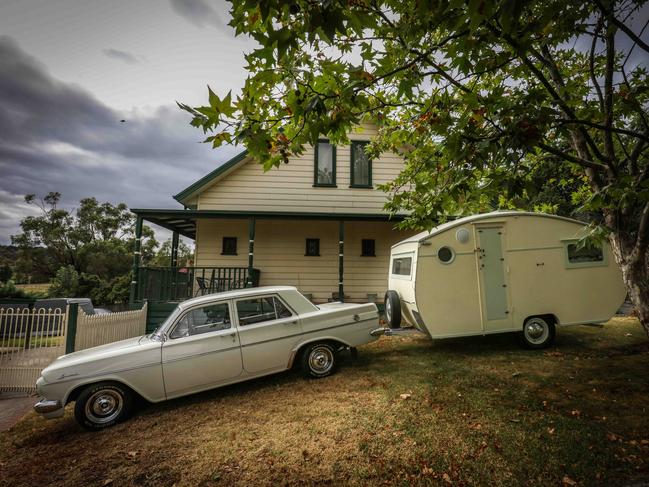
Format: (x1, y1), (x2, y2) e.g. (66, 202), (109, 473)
(0, 336), (63, 349)
(1, 317), (648, 486)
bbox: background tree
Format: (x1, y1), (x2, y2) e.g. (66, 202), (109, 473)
(181, 0), (649, 331)
(150, 238), (193, 267)
(12, 193), (157, 304)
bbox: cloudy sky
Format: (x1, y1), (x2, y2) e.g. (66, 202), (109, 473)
(0, 0), (255, 244)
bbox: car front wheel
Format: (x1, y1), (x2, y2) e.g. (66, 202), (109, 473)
(301, 342), (337, 378)
(74, 381), (133, 430)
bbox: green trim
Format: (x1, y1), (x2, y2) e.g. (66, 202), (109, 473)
(173, 150), (249, 204)
(350, 141), (372, 188)
(313, 139), (337, 187)
(563, 240), (608, 268)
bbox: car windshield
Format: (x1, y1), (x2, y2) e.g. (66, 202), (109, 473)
(150, 305), (181, 341)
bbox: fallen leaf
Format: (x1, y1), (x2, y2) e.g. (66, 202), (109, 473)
(509, 418), (521, 423)
(469, 423), (482, 430)
(127, 451), (138, 458)
(511, 372), (522, 378)
(562, 474), (577, 486)
(607, 432), (622, 442)
(442, 472), (452, 484)
(640, 439), (649, 445)
(102, 480), (113, 486)
(400, 393), (411, 400)
(571, 410), (581, 417)
(548, 427), (555, 435)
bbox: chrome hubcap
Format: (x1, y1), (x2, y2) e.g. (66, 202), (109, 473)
(309, 346), (334, 374)
(524, 319), (549, 344)
(386, 299), (392, 321)
(86, 390), (123, 424)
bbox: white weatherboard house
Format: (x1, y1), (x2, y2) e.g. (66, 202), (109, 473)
(383, 211), (626, 348)
(130, 124), (413, 330)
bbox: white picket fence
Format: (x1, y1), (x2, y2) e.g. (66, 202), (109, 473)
(0, 307), (67, 393)
(0, 303), (148, 393)
(75, 303), (147, 351)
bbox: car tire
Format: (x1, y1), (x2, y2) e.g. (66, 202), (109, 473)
(520, 316), (556, 349)
(384, 290), (402, 328)
(74, 381), (133, 430)
(301, 342), (337, 378)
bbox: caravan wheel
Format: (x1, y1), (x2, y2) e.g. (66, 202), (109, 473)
(384, 290), (402, 328)
(520, 316), (556, 349)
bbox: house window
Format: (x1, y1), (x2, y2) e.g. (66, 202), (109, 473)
(222, 237), (237, 255)
(350, 141), (372, 188)
(565, 241), (605, 268)
(361, 239), (376, 257)
(314, 140), (336, 186)
(305, 238), (320, 256)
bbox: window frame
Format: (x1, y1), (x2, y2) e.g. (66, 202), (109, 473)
(221, 236), (238, 256)
(168, 300), (233, 340)
(390, 252), (414, 279)
(234, 294), (295, 327)
(313, 139), (337, 187)
(563, 240), (608, 268)
(305, 238), (320, 257)
(349, 141), (373, 188)
(361, 238), (376, 257)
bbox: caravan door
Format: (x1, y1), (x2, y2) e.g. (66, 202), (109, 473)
(476, 225), (513, 332)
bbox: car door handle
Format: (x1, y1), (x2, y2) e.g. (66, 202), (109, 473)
(284, 320), (298, 325)
(221, 332), (236, 338)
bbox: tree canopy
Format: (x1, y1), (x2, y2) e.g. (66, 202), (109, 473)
(11, 193), (157, 304)
(181, 0), (649, 330)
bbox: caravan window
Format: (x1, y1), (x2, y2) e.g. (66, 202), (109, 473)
(391, 257), (412, 276)
(565, 241), (606, 268)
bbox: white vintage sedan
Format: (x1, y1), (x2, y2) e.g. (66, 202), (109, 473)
(34, 286), (379, 430)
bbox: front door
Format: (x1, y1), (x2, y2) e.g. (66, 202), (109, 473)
(162, 300), (243, 398)
(477, 226), (512, 331)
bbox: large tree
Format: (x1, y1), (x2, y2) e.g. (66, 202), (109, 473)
(12, 193), (157, 303)
(181, 0), (649, 330)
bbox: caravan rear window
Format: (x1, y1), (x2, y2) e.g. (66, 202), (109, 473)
(565, 241), (606, 268)
(391, 257), (412, 276)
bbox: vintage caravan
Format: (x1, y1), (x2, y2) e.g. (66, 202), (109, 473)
(383, 211), (626, 348)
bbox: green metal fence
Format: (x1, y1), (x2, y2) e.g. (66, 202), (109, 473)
(134, 266), (260, 303)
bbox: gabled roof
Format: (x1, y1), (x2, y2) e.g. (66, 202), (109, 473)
(173, 150), (249, 205)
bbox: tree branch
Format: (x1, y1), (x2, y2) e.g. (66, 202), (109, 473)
(589, 19), (605, 111)
(537, 142), (609, 171)
(594, 0), (649, 55)
(603, 11), (618, 166)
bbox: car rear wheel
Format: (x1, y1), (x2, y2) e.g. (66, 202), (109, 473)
(384, 290), (402, 328)
(520, 316), (556, 349)
(74, 381), (133, 430)
(301, 342), (337, 378)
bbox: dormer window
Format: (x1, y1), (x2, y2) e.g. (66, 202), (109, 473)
(350, 141), (372, 188)
(314, 140), (336, 187)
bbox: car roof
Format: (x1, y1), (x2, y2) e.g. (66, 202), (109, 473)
(177, 285), (298, 310)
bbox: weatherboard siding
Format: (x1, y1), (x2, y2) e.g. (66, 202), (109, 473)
(194, 219), (412, 303)
(197, 124), (405, 213)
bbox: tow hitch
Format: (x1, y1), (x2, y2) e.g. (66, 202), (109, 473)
(370, 327), (426, 337)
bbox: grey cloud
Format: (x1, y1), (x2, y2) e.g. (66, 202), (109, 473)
(102, 48), (142, 65)
(169, 0), (227, 30)
(0, 36), (240, 244)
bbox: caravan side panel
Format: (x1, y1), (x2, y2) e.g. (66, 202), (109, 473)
(414, 226), (483, 337)
(504, 216), (625, 326)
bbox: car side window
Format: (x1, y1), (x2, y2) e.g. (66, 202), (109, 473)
(170, 302), (231, 339)
(236, 296), (293, 326)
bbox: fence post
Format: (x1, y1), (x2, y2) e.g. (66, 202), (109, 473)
(65, 303), (79, 354)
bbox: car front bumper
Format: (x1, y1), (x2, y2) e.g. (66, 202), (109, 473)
(33, 399), (64, 418)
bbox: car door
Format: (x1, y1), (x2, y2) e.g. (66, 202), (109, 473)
(161, 300), (243, 399)
(235, 295), (301, 374)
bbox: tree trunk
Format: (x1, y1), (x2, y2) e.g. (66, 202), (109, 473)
(608, 229), (649, 334)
